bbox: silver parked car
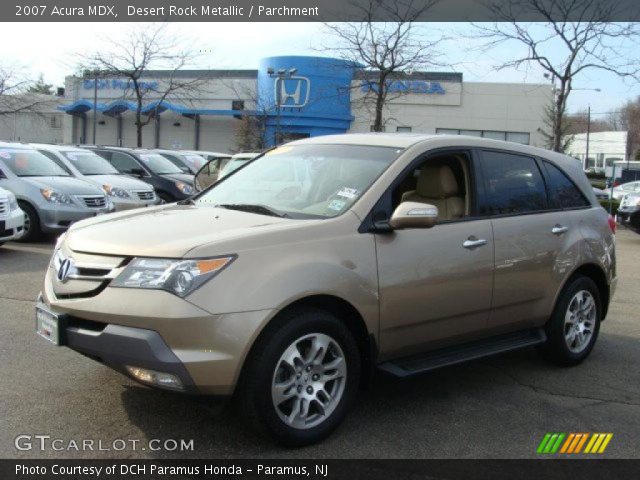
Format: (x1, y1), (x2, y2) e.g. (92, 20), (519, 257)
(32, 144), (157, 211)
(0, 186), (25, 245)
(0, 143), (111, 241)
(610, 180), (640, 200)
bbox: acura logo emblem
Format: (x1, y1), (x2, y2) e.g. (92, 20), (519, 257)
(57, 258), (73, 283)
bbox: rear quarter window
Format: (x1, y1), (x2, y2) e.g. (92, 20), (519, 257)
(543, 161), (590, 209)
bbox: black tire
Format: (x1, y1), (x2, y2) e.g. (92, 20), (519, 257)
(237, 308), (360, 447)
(17, 202), (41, 242)
(539, 275), (601, 366)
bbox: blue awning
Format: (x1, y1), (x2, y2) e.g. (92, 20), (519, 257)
(59, 99), (256, 117)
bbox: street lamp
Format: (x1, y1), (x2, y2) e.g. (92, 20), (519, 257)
(267, 67), (298, 145)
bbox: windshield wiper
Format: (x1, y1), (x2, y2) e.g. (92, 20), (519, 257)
(215, 203), (289, 218)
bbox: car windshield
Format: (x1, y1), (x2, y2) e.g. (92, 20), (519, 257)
(0, 149), (70, 177)
(219, 158), (251, 178)
(137, 153), (183, 175)
(182, 154), (207, 170)
(63, 150), (119, 175)
(196, 144), (402, 219)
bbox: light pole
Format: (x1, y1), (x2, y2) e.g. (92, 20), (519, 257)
(267, 67), (297, 146)
(573, 88), (601, 170)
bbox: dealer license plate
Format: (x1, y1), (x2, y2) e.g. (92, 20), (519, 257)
(36, 305), (61, 345)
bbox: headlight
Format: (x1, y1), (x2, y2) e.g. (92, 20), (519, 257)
(40, 188), (74, 205)
(103, 185), (131, 199)
(111, 256), (236, 297)
(7, 192), (19, 211)
(174, 181), (194, 195)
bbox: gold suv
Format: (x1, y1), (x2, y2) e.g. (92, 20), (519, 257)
(37, 134), (617, 446)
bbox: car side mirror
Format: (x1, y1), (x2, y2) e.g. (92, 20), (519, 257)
(129, 167), (146, 177)
(389, 202), (438, 229)
(194, 160), (218, 192)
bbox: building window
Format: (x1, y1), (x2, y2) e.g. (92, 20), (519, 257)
(232, 100), (245, 111)
(436, 128), (530, 145)
(396, 126), (412, 133)
(50, 116), (62, 129)
(370, 125), (386, 132)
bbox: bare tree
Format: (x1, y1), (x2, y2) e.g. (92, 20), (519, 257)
(0, 64), (56, 116)
(79, 24), (206, 147)
(473, 0), (640, 152)
(615, 98), (640, 160)
(323, 0), (443, 132)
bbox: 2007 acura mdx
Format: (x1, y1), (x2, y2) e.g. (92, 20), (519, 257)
(36, 134), (617, 446)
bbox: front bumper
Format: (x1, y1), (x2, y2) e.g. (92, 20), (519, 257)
(38, 204), (111, 233)
(40, 265), (274, 395)
(0, 207), (26, 241)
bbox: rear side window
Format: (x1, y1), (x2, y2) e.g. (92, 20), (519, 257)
(480, 150), (547, 215)
(543, 161), (590, 209)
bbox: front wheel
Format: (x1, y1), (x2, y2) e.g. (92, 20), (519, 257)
(539, 275), (601, 366)
(17, 202), (41, 242)
(238, 309), (360, 447)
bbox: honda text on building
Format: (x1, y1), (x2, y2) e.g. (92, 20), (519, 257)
(37, 134), (616, 446)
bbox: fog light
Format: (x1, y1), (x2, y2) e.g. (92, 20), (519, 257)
(125, 366), (184, 390)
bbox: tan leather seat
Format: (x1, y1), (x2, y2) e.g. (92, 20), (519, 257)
(401, 165), (464, 220)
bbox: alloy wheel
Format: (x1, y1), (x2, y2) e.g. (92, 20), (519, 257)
(564, 290), (596, 353)
(271, 333), (347, 430)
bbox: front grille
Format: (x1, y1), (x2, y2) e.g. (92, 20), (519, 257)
(0, 200), (8, 217)
(77, 195), (107, 208)
(134, 190), (155, 201)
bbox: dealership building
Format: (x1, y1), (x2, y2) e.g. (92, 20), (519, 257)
(2, 55), (554, 152)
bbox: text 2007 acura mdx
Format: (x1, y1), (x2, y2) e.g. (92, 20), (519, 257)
(37, 134), (617, 446)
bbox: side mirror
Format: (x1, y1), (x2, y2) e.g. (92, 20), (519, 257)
(389, 202), (438, 229)
(194, 160), (218, 192)
(130, 167), (146, 177)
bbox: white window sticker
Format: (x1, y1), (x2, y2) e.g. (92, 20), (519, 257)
(328, 199), (346, 211)
(0, 151), (11, 159)
(337, 187), (359, 199)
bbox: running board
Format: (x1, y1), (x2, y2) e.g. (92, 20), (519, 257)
(378, 328), (547, 377)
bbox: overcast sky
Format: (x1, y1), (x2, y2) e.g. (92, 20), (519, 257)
(1, 22), (638, 118)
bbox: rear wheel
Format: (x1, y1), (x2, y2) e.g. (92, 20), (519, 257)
(238, 309), (360, 447)
(540, 276), (601, 366)
(17, 202), (41, 242)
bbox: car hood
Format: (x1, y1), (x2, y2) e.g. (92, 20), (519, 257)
(66, 204), (305, 257)
(22, 176), (105, 195)
(83, 174), (153, 191)
(162, 173), (194, 186)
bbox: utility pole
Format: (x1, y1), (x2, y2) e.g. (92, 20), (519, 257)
(585, 105), (591, 169)
(92, 70), (99, 145)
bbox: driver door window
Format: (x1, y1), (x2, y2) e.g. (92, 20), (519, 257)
(110, 152), (141, 174)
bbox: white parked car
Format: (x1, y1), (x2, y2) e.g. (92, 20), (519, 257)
(610, 180), (640, 200)
(217, 152), (261, 179)
(0, 186), (25, 245)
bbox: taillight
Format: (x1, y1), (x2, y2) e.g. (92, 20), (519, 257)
(608, 215), (616, 234)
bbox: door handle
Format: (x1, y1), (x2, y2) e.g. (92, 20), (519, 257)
(463, 237), (488, 249)
(551, 225), (569, 235)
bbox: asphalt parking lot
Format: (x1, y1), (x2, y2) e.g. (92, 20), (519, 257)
(1, 228), (639, 459)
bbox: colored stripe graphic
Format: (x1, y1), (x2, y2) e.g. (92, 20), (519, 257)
(537, 433), (565, 454)
(584, 433), (613, 454)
